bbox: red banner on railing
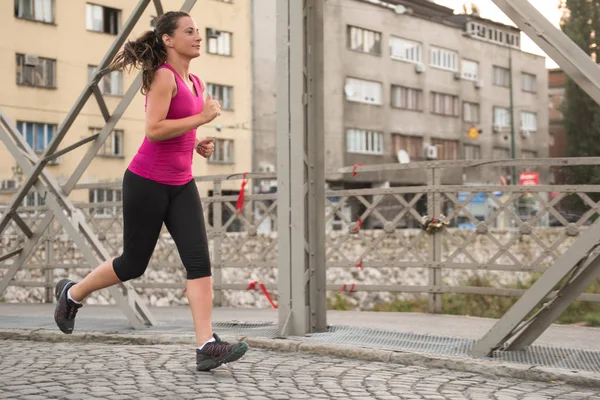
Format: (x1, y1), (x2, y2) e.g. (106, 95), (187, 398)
(247, 281), (278, 309)
(339, 283), (356, 293)
(236, 172), (248, 214)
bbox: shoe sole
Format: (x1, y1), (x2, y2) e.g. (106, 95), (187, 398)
(196, 342), (249, 371)
(54, 279), (74, 335)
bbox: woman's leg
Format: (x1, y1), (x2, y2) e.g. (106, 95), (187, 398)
(55, 169), (168, 333)
(165, 180), (248, 370)
(68, 258), (120, 302)
(70, 171), (168, 301)
(164, 181), (214, 346)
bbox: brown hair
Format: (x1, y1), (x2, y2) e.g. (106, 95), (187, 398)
(106, 11), (190, 95)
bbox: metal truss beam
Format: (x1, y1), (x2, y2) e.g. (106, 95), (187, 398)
(471, 222), (600, 357)
(0, 0), (197, 329)
(276, 0), (327, 336)
(471, 0), (600, 357)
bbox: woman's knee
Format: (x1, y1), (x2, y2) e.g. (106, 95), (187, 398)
(112, 255), (149, 282)
(182, 247), (211, 280)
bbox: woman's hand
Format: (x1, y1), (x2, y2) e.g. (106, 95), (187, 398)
(196, 137), (215, 158)
(199, 93), (221, 125)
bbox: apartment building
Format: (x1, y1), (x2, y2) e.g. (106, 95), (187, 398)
(253, 0), (549, 191)
(0, 0), (251, 209)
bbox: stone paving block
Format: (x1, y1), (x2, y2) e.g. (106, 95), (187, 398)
(1, 340), (599, 400)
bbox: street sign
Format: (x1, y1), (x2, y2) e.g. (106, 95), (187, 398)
(520, 171), (539, 186)
(468, 126), (480, 140)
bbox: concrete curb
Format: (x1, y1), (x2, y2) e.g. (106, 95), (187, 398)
(1, 328), (599, 388)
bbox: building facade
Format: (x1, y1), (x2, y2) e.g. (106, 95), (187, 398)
(0, 0), (252, 207)
(252, 0), (549, 189)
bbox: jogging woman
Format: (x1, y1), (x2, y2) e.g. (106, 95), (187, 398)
(53, 11), (248, 371)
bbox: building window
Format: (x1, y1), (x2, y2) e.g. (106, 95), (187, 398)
(209, 138), (234, 163)
(521, 150), (537, 159)
(467, 22), (519, 48)
(16, 54), (56, 88)
(89, 189), (122, 217)
(21, 191), (46, 215)
(206, 29), (232, 56)
(345, 78), (383, 105)
(493, 147), (510, 159)
(347, 26), (381, 55)
(493, 107), (511, 129)
(86, 3), (120, 35)
(431, 92), (459, 116)
(16, 121), (57, 154)
(389, 36), (421, 63)
(391, 85), (423, 111)
(346, 129), (383, 155)
(493, 66), (510, 87)
(91, 128), (123, 157)
(522, 73), (537, 93)
(430, 138), (458, 160)
(461, 59), (479, 81)
(392, 134), (423, 161)
(430, 46), (458, 71)
(463, 102), (480, 123)
(520, 112), (537, 132)
(1, 180), (17, 190)
(207, 83), (233, 110)
(15, 0), (54, 23)
(88, 66), (122, 96)
(464, 144), (481, 160)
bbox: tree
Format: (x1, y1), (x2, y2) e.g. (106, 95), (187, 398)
(560, 0), (600, 203)
(462, 2), (481, 16)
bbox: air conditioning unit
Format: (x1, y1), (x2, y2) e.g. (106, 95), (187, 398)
(475, 80), (483, 89)
(453, 72), (462, 80)
(207, 28), (220, 38)
(415, 63), (425, 73)
(425, 145), (438, 160)
(259, 163), (275, 173)
(521, 130), (530, 138)
(493, 124), (504, 133)
(24, 54), (39, 66)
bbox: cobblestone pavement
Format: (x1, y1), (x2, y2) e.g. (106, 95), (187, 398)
(1, 340), (599, 400)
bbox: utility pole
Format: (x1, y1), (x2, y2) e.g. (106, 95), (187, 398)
(508, 47), (517, 184)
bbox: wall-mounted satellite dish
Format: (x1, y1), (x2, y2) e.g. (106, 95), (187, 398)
(344, 84), (354, 97)
(395, 4), (407, 14)
(397, 150), (410, 164)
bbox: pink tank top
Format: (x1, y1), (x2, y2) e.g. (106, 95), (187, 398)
(128, 63), (204, 185)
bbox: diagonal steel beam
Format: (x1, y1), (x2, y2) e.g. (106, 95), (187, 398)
(470, 221), (600, 357)
(0, 120), (153, 328)
(506, 249), (600, 351)
(491, 0), (600, 105)
(469, 0), (600, 357)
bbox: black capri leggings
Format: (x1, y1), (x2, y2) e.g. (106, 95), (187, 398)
(112, 169), (211, 281)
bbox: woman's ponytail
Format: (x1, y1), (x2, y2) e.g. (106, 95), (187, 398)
(104, 11), (190, 95)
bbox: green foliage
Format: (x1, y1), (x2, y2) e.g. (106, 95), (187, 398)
(560, 0), (600, 207)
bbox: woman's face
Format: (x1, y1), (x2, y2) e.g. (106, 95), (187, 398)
(165, 16), (202, 59)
